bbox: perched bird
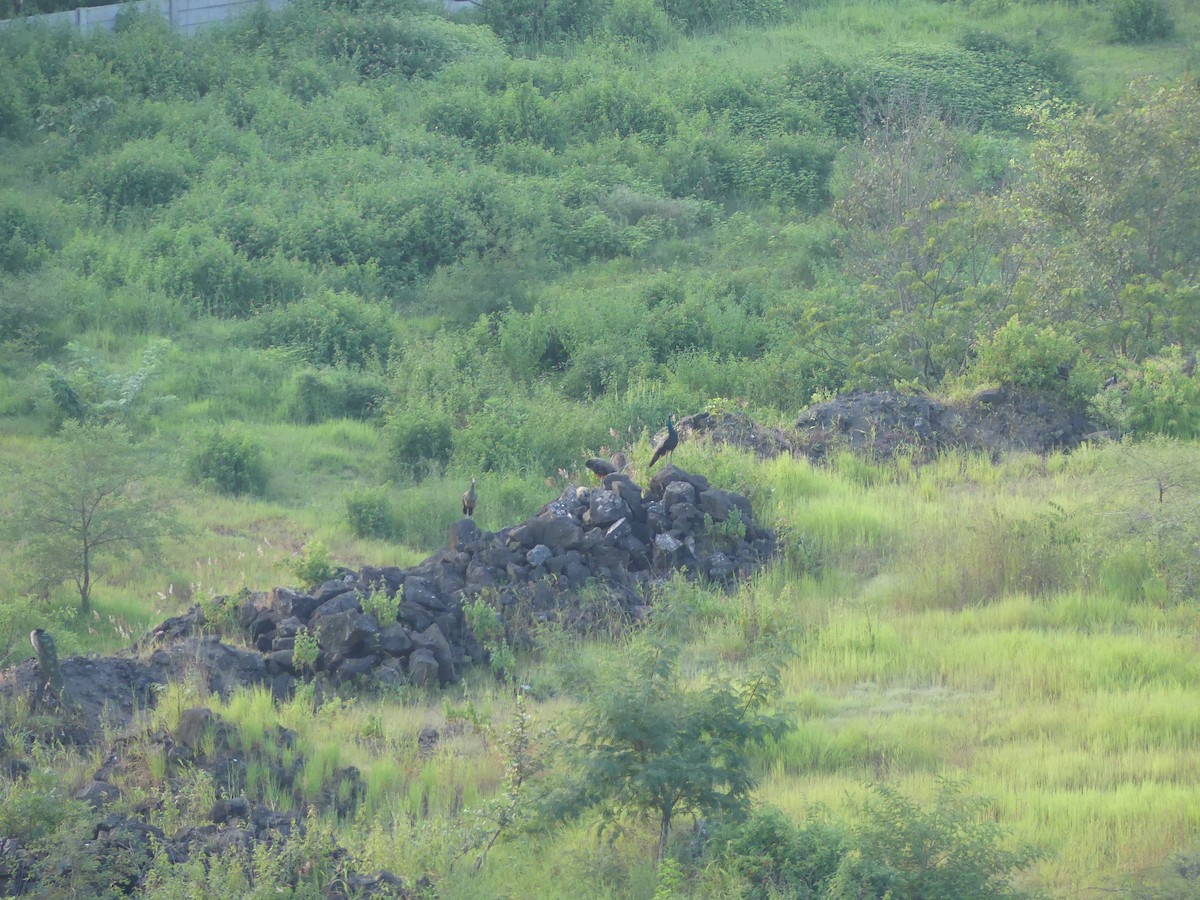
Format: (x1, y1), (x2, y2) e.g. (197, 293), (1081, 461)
(1103, 374), (1120, 389)
(1184, 351), (1197, 378)
(462, 477), (477, 517)
(648, 416), (678, 470)
(585, 458), (618, 480)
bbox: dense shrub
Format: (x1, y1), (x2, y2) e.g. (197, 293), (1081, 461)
(344, 486), (394, 539)
(966, 315), (1087, 397)
(80, 136), (197, 214)
(281, 366), (387, 423)
(251, 292), (396, 367)
(146, 224), (307, 317)
(318, 12), (502, 79)
(1091, 347), (1200, 438)
(384, 403), (455, 472)
(189, 430), (269, 496)
(478, 0), (609, 48)
(1110, 0), (1174, 43)
(0, 192), (59, 273)
(717, 783), (1040, 899)
(603, 0), (673, 48)
(0, 270), (75, 357)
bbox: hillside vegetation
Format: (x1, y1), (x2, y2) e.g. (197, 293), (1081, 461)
(2, 0), (1200, 895)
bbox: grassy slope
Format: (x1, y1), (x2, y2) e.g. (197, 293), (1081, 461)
(2, 0), (1200, 895)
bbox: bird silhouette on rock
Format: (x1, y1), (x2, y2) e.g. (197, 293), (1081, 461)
(648, 416), (678, 469)
(462, 478), (477, 517)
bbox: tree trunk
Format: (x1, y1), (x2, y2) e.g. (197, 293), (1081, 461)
(657, 807), (672, 861)
(80, 541), (91, 616)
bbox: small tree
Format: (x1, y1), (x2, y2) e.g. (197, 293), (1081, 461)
(2, 422), (179, 615)
(552, 638), (784, 860)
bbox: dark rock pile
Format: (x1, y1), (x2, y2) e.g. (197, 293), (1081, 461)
(793, 386), (1099, 462)
(236, 464), (773, 687)
(0, 702), (414, 899)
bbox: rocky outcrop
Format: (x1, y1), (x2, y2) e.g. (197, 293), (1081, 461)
(0, 466), (769, 746)
(228, 465), (772, 687)
(793, 387), (1098, 462)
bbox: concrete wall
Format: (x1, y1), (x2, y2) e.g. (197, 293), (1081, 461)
(2, 0), (286, 35)
(2, 0), (467, 35)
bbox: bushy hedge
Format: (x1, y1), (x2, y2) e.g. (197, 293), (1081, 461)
(188, 429), (269, 496)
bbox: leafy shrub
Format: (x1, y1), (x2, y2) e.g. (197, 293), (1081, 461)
(0, 192), (58, 274)
(344, 486), (394, 540)
(717, 783), (1040, 899)
(319, 12), (502, 78)
(251, 292), (396, 367)
(836, 781), (1042, 899)
(603, 0), (673, 48)
(663, 0), (783, 33)
(478, 0), (609, 48)
(717, 808), (851, 899)
(291, 540), (336, 589)
(146, 224), (307, 318)
(80, 136), (197, 214)
(784, 55), (872, 139)
(384, 403), (455, 472)
(966, 315), (1085, 396)
(1110, 0), (1174, 43)
(1090, 347), (1200, 438)
(281, 367), (387, 424)
(0, 270), (75, 357)
(189, 430), (269, 496)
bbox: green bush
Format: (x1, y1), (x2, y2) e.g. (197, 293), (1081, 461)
(603, 0), (673, 48)
(251, 292), (396, 367)
(0, 192), (60, 274)
(281, 367), (387, 424)
(319, 12), (502, 78)
(384, 403), (455, 472)
(146, 225), (307, 318)
(344, 486), (394, 540)
(1091, 347), (1200, 438)
(1110, 0), (1175, 43)
(966, 315), (1085, 396)
(189, 430), (269, 496)
(80, 136), (197, 214)
(717, 808), (851, 899)
(291, 541), (336, 590)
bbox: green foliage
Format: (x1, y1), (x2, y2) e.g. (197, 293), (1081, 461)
(79, 136), (197, 215)
(319, 11), (503, 78)
(1110, 0), (1175, 43)
(1091, 348), (1200, 438)
(384, 402), (454, 473)
(717, 807), (852, 898)
(281, 366), (387, 424)
(188, 429), (269, 496)
(836, 780), (1042, 899)
(344, 485), (394, 540)
(478, 0), (609, 48)
(0, 422), (179, 614)
(717, 783), (1040, 899)
(359, 583), (400, 623)
(967, 315), (1094, 400)
(291, 540), (336, 590)
(292, 625), (320, 674)
(0, 192), (59, 274)
(251, 292), (396, 368)
(464, 594), (516, 680)
(603, 0), (673, 48)
(550, 637), (784, 859)
(37, 339), (174, 427)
